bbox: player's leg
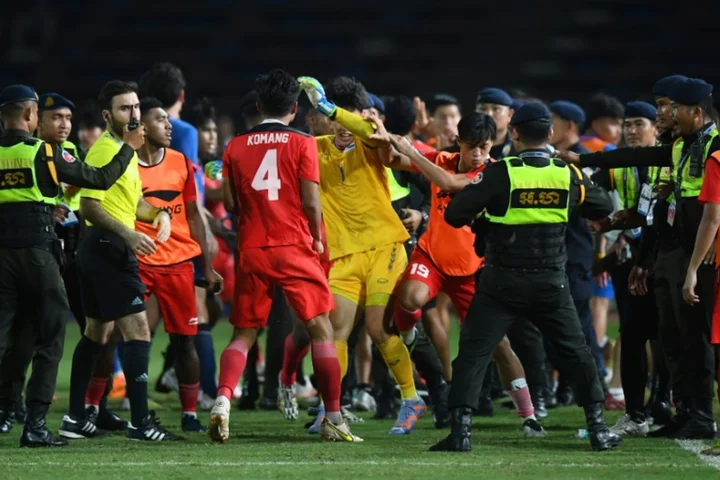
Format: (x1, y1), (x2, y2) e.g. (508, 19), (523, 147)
(279, 314), (310, 420)
(422, 302), (451, 381)
(366, 243), (425, 435)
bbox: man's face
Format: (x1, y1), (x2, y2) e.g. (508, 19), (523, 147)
(458, 139), (492, 171)
(623, 117), (657, 147)
(106, 92), (140, 136)
(39, 107), (72, 144)
(432, 104), (461, 140)
(198, 119), (218, 159)
(143, 107), (172, 148)
(591, 117), (623, 145)
(550, 114), (570, 146)
(673, 104), (699, 136)
(79, 125), (103, 151)
(655, 97), (675, 135)
(331, 108), (361, 148)
(308, 111), (333, 136)
(476, 103), (512, 133)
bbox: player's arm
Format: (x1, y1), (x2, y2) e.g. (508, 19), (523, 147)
(299, 136), (324, 251)
(390, 136), (471, 193)
(80, 198), (156, 256)
(444, 163), (508, 228)
(136, 198), (171, 243)
(221, 147), (238, 214)
(49, 142), (134, 190)
(575, 169), (614, 221)
(187, 195), (223, 291)
(301, 179), (323, 242)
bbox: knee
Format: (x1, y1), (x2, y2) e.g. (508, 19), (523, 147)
(170, 334), (196, 355)
(84, 320), (112, 345)
(119, 313), (151, 342)
(306, 314), (332, 343)
(399, 285), (428, 312)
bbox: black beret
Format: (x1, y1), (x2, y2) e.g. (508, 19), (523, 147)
(624, 101), (657, 121)
(652, 75), (688, 98)
(39, 93), (76, 112)
(549, 100), (585, 125)
(668, 78), (713, 106)
(510, 101), (551, 126)
(0, 85), (38, 108)
(476, 87), (513, 107)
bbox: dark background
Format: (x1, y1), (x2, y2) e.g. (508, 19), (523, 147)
(2, 0), (717, 124)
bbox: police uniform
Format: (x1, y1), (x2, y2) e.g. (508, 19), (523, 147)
(0, 85), (134, 447)
(476, 88), (515, 161)
(575, 78), (718, 439)
(430, 103), (621, 452)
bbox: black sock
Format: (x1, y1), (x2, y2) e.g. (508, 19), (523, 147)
(98, 374), (113, 412)
(122, 340), (151, 427)
(69, 336), (102, 420)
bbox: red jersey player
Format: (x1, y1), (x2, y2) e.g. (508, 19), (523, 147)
(372, 112), (546, 437)
(209, 69), (361, 443)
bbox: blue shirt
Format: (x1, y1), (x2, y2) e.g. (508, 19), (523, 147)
(170, 117), (204, 202)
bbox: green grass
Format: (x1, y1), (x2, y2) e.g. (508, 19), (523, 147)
(0, 318), (717, 479)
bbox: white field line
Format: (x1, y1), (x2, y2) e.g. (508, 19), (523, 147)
(675, 439), (720, 471)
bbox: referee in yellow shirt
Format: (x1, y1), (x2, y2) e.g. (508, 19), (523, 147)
(59, 81), (181, 442)
(299, 76), (424, 435)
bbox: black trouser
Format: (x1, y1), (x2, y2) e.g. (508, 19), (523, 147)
(0, 247), (68, 407)
(507, 319), (548, 397)
(449, 266), (604, 410)
(611, 260), (659, 420)
(653, 247), (715, 409)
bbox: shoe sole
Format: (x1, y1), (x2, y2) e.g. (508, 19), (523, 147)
(58, 430), (92, 440)
(209, 415), (228, 443)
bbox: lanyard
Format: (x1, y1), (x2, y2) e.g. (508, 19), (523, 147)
(518, 151), (551, 160)
(675, 123), (716, 199)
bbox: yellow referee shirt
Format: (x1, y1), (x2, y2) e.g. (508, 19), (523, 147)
(80, 131), (141, 229)
(317, 109), (409, 261)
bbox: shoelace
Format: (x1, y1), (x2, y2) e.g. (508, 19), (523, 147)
(147, 411), (171, 434)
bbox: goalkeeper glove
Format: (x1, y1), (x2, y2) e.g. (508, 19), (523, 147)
(298, 76), (337, 118)
(204, 160), (223, 180)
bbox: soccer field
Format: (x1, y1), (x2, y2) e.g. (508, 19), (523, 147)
(1, 321), (718, 479)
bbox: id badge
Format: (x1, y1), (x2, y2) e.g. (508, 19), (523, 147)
(59, 203), (78, 227)
(637, 184), (652, 216)
(646, 199), (656, 226)
(667, 199), (676, 226)
(629, 227), (642, 239)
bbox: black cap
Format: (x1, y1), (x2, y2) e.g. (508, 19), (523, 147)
(0, 85), (38, 108)
(39, 93), (76, 112)
(510, 101), (551, 126)
(624, 101), (657, 121)
(668, 77), (713, 106)
(476, 87), (513, 107)
(549, 100), (585, 125)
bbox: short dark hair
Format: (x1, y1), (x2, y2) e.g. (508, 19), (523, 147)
(186, 97), (216, 129)
(585, 93), (624, 125)
(98, 80), (137, 111)
(138, 62), (186, 108)
(238, 90), (260, 120)
(255, 69), (300, 117)
(514, 120), (552, 145)
(76, 101), (104, 129)
(428, 93), (461, 116)
(383, 96), (416, 136)
(140, 97), (164, 117)
(325, 77), (369, 112)
(457, 113), (497, 147)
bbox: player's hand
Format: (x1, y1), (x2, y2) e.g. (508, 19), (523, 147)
(312, 239), (325, 256)
(122, 124), (146, 150)
(298, 76), (337, 117)
(704, 241), (717, 265)
(588, 217), (611, 234)
(53, 204), (69, 224)
(413, 97), (431, 134)
(611, 209), (630, 227)
(401, 209), (423, 233)
(390, 134), (415, 157)
(365, 110), (390, 144)
(594, 271), (610, 289)
(628, 266), (648, 296)
(125, 230), (156, 257)
(153, 210), (172, 243)
(204, 160), (223, 180)
(206, 228), (219, 259)
(683, 268), (700, 305)
(554, 150), (580, 164)
(204, 266), (224, 294)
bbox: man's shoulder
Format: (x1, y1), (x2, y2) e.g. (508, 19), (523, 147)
(170, 118), (197, 134)
(85, 134), (121, 166)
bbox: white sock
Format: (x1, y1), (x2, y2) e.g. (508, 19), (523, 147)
(183, 411), (197, 418)
(400, 328), (416, 346)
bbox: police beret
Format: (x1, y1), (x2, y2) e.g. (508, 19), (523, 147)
(668, 78), (713, 106)
(652, 75), (687, 98)
(512, 99), (526, 110)
(366, 93), (385, 114)
(476, 87), (513, 107)
(624, 101), (657, 121)
(39, 93), (76, 112)
(510, 101), (551, 126)
(549, 100), (586, 125)
(0, 85), (38, 108)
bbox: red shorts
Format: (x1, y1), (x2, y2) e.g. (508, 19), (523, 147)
(401, 247), (475, 320)
(212, 239), (235, 305)
(139, 261), (198, 335)
(230, 243), (334, 329)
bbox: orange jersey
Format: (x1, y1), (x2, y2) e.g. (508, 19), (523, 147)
(417, 151), (487, 276)
(137, 148), (201, 266)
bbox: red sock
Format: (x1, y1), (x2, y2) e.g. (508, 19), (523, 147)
(84, 376), (109, 407)
(179, 383), (200, 414)
(311, 342), (341, 414)
(509, 378), (535, 418)
(217, 340), (249, 399)
(394, 300), (422, 332)
(281, 335), (310, 386)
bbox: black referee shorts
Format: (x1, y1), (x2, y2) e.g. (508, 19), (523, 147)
(77, 227), (146, 321)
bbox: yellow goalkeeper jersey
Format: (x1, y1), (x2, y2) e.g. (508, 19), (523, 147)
(317, 109), (409, 261)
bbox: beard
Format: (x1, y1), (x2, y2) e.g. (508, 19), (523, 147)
(108, 114), (126, 138)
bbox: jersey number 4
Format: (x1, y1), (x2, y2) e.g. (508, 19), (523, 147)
(252, 149), (282, 201)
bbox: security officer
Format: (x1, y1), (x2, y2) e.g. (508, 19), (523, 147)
(559, 77), (719, 439)
(475, 87), (515, 160)
(430, 102), (620, 452)
(0, 84), (137, 447)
